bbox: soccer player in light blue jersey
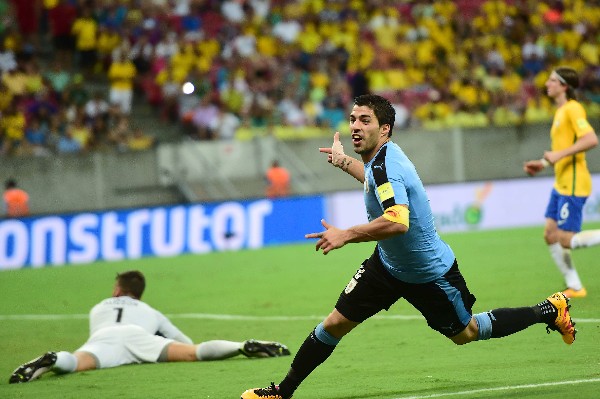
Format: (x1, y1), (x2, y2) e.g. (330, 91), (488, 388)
(242, 94), (576, 399)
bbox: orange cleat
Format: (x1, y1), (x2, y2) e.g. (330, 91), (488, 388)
(545, 292), (576, 345)
(562, 287), (587, 298)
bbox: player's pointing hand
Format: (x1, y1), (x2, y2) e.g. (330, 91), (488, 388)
(319, 132), (346, 167)
(305, 219), (348, 255)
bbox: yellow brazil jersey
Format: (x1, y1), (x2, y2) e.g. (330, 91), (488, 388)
(2, 112), (26, 140)
(108, 61), (137, 90)
(44, 0), (58, 9)
(72, 18), (97, 50)
(551, 100), (595, 196)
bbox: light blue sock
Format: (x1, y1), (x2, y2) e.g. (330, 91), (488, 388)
(473, 312), (493, 341)
(315, 322), (340, 346)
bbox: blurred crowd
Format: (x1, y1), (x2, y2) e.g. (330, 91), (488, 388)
(1, 0), (600, 156)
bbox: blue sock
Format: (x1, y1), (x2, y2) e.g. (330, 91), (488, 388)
(314, 322), (340, 346)
(474, 312), (493, 340)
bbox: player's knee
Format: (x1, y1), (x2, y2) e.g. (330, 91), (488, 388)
(322, 310), (359, 338)
(449, 319), (478, 345)
(449, 335), (474, 345)
(558, 233), (574, 249)
(543, 230), (556, 244)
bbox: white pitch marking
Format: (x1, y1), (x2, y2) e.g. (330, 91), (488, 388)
(390, 378), (600, 399)
(0, 314), (599, 323)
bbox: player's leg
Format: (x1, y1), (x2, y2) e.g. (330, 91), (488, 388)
(72, 351), (96, 371)
(8, 350), (87, 383)
(471, 292), (576, 345)
(407, 260), (575, 345)
(9, 352), (58, 383)
(403, 259), (478, 345)
(161, 342), (199, 362)
(239, 339), (291, 358)
(558, 195), (590, 297)
(570, 229), (600, 249)
(546, 220), (584, 292)
(277, 309), (359, 396)
(242, 251), (402, 399)
(164, 340), (290, 362)
(544, 191), (585, 295)
(241, 309), (359, 399)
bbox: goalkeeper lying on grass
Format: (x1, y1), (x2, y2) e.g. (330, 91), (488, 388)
(9, 270), (290, 384)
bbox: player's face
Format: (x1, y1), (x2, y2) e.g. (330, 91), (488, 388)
(349, 105), (390, 161)
(545, 72), (566, 99)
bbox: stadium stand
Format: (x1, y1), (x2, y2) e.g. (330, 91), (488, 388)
(0, 0), (599, 157)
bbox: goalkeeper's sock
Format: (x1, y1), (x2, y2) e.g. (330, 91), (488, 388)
(548, 243), (583, 290)
(54, 351), (77, 373)
(474, 307), (540, 340)
(278, 323), (338, 398)
(196, 340), (243, 360)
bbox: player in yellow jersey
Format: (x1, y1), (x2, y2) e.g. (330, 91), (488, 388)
(524, 67), (599, 298)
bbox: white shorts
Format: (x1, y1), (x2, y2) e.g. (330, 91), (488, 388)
(76, 325), (174, 369)
(109, 88), (133, 114)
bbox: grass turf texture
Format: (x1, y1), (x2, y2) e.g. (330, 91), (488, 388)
(1, 224), (599, 399)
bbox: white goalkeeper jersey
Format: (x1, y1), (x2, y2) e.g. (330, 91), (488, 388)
(89, 296), (193, 344)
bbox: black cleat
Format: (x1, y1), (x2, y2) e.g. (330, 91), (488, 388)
(9, 352), (57, 384)
(241, 382), (289, 398)
(240, 340), (291, 358)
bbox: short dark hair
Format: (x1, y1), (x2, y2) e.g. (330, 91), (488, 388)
(5, 179), (17, 189)
(554, 67), (579, 100)
(353, 94), (396, 136)
(116, 270), (146, 299)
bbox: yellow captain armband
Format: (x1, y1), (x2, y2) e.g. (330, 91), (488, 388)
(382, 205), (409, 227)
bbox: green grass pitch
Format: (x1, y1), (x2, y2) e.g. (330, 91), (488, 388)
(1, 225), (599, 399)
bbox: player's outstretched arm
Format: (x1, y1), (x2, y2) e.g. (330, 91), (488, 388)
(319, 132), (365, 183)
(306, 217), (407, 255)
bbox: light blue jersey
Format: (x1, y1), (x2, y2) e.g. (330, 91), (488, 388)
(364, 142), (454, 283)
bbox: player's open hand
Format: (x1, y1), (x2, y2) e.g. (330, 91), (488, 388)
(305, 219), (347, 255)
(319, 132), (345, 168)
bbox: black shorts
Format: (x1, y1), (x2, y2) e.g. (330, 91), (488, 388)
(79, 49), (97, 69)
(335, 248), (477, 337)
(53, 34), (74, 51)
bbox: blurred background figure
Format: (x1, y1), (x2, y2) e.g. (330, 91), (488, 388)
(3, 178), (30, 218)
(127, 126), (156, 151)
(265, 160), (290, 198)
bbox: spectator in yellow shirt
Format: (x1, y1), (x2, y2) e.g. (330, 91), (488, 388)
(67, 113), (92, 150)
(0, 80), (13, 111)
(2, 66), (28, 96)
(96, 25), (121, 72)
(107, 51), (137, 115)
(23, 61), (45, 96)
(1, 101), (26, 155)
(127, 127), (156, 151)
(524, 92), (553, 124)
(71, 6), (98, 77)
